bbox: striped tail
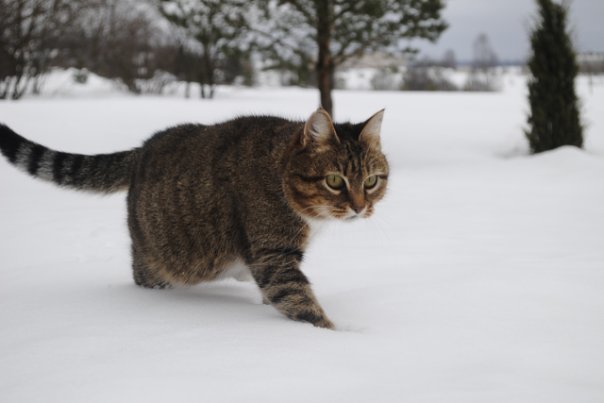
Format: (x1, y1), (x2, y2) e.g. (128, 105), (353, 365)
(0, 123), (137, 193)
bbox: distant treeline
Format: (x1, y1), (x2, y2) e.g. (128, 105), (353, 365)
(1, 0), (454, 105)
(0, 0), (254, 99)
(1, 1), (601, 101)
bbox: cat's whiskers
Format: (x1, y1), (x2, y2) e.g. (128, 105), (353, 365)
(368, 214), (390, 242)
(296, 204), (330, 219)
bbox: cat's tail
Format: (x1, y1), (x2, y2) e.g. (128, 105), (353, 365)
(0, 123), (137, 193)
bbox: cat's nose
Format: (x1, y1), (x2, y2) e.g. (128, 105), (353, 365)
(351, 204), (364, 214)
(349, 193), (365, 214)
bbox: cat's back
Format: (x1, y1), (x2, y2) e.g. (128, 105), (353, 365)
(143, 116), (295, 151)
(137, 116), (299, 180)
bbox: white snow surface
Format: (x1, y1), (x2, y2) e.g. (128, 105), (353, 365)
(1, 75), (604, 402)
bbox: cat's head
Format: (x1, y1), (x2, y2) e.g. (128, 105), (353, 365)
(283, 108), (389, 221)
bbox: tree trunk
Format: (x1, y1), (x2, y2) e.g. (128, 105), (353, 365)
(0, 81), (8, 99)
(316, 0), (334, 116)
(204, 49), (215, 99)
(11, 74), (26, 99)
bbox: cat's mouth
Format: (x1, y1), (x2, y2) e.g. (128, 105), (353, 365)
(329, 206), (370, 221)
(298, 205), (370, 221)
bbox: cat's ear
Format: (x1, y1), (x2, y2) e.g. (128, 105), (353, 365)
(359, 109), (385, 149)
(302, 107), (340, 148)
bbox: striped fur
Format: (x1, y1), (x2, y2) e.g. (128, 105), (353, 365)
(0, 123), (136, 193)
(0, 108), (389, 330)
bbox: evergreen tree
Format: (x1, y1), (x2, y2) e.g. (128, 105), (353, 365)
(254, 0), (447, 115)
(526, 0), (583, 153)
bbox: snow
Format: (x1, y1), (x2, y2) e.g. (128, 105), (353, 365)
(1, 73), (604, 402)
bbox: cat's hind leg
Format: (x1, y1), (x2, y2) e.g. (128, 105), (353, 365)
(131, 246), (172, 289)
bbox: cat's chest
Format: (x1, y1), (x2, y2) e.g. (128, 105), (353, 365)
(304, 217), (327, 241)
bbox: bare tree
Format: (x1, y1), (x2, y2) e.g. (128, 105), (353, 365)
(464, 33), (499, 91)
(0, 0), (90, 99)
(54, 0), (179, 94)
(441, 49), (457, 69)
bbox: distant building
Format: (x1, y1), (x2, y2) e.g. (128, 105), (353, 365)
(577, 52), (604, 73)
(337, 52), (408, 90)
(340, 52), (409, 70)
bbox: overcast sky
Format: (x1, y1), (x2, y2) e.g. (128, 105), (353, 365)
(413, 0), (604, 62)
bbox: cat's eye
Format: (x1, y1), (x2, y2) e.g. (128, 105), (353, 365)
(325, 174), (345, 190)
(364, 175), (379, 189)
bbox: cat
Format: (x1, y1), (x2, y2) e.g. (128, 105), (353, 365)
(0, 108), (389, 329)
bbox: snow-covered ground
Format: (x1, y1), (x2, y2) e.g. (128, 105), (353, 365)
(1, 74), (603, 402)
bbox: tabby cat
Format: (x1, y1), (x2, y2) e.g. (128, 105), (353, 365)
(0, 108), (389, 329)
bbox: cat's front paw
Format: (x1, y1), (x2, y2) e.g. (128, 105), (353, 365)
(314, 317), (335, 330)
(293, 311), (335, 330)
